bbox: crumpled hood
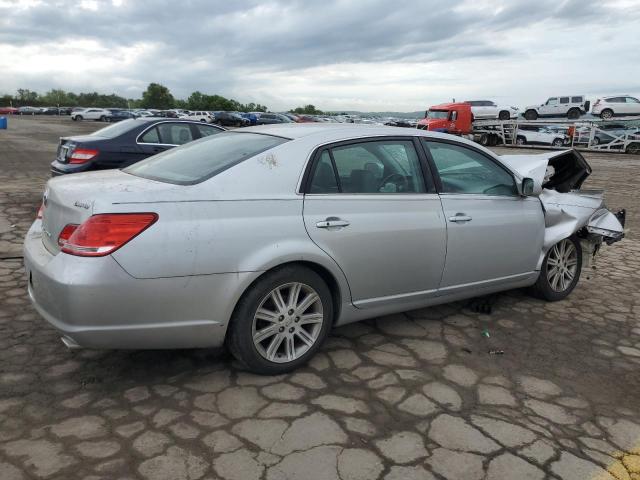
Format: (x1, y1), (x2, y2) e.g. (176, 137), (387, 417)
(500, 149), (592, 193)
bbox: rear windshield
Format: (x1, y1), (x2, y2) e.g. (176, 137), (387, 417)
(124, 132), (289, 185)
(90, 119), (138, 139)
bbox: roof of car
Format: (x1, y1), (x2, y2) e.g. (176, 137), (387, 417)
(239, 123), (434, 142)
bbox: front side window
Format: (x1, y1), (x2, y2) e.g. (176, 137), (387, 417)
(125, 132), (288, 185)
(546, 98), (558, 105)
(308, 140), (429, 194)
(424, 141), (517, 196)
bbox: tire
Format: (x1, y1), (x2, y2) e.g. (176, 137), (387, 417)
(200, 119), (206, 122)
(74, 115), (82, 121)
(552, 138), (564, 147)
(531, 236), (582, 301)
(99, 116), (106, 122)
(626, 142), (640, 155)
(592, 136), (601, 145)
(498, 110), (510, 120)
(600, 109), (614, 120)
(524, 110), (538, 121)
(567, 108), (580, 120)
(516, 136), (526, 145)
(479, 133), (489, 146)
(226, 265), (333, 375)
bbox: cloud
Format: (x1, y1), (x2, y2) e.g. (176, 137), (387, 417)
(0, 0), (638, 110)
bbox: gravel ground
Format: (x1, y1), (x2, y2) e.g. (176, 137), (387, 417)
(1, 116), (639, 480)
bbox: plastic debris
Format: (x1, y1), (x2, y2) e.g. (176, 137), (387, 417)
(488, 349), (504, 355)
(481, 329), (490, 338)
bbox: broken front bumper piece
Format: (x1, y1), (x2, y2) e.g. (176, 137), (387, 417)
(587, 208), (626, 244)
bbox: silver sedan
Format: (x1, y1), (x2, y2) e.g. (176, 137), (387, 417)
(24, 125), (625, 374)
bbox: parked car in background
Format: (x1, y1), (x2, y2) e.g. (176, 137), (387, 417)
(155, 110), (180, 118)
(26, 125), (624, 374)
(592, 123), (640, 145)
(106, 110), (139, 122)
(18, 106), (42, 115)
(254, 112), (293, 125)
(50, 118), (224, 176)
(214, 111), (250, 127)
(592, 95), (640, 119)
(516, 125), (568, 146)
(465, 100), (518, 120)
(0, 106), (19, 114)
(296, 115), (321, 123)
(523, 96), (589, 120)
(41, 107), (61, 115)
(240, 112), (258, 125)
(187, 111), (214, 123)
(71, 108), (111, 122)
(281, 113), (301, 122)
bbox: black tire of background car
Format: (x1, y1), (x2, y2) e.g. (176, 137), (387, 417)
(100, 116), (106, 122)
(479, 134), (489, 146)
(226, 265), (333, 375)
(516, 136), (526, 145)
(567, 108), (580, 120)
(75, 115), (82, 121)
(498, 110), (510, 120)
(593, 137), (600, 145)
(600, 109), (614, 120)
(552, 138), (564, 147)
(627, 142), (640, 155)
(524, 110), (538, 121)
(530, 236), (582, 302)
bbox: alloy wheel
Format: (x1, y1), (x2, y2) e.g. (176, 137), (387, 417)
(252, 282), (324, 363)
(546, 239), (578, 292)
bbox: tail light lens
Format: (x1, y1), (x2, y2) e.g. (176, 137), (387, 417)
(36, 202), (44, 219)
(57, 224), (78, 247)
(69, 148), (99, 164)
(59, 213), (158, 257)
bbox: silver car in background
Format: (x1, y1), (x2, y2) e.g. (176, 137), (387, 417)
(24, 125), (625, 374)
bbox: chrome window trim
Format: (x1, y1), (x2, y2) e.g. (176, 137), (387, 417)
(135, 120), (223, 147)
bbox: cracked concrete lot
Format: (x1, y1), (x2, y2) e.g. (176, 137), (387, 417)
(1, 116), (639, 480)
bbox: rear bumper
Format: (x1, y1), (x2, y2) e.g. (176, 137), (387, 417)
(50, 160), (92, 176)
(24, 221), (253, 349)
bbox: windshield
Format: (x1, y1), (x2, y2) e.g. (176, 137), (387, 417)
(426, 110), (449, 119)
(124, 132), (289, 185)
(90, 119), (138, 138)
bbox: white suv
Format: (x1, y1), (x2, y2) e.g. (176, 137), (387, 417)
(523, 96), (589, 120)
(71, 108), (111, 122)
(465, 100), (518, 120)
(592, 95), (640, 119)
(187, 111), (214, 123)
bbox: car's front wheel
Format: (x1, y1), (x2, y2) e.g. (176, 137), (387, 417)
(552, 138), (564, 147)
(532, 236), (582, 301)
(516, 135), (526, 145)
(600, 109), (614, 120)
(227, 265), (333, 374)
(524, 110), (538, 120)
(498, 110), (510, 120)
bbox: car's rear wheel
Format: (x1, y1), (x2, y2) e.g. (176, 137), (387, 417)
(99, 116), (106, 122)
(74, 115), (82, 121)
(567, 108), (580, 120)
(552, 138), (564, 147)
(227, 265), (333, 375)
(516, 135), (526, 145)
(531, 236), (582, 301)
(524, 110), (538, 120)
(498, 110), (510, 120)
(600, 109), (614, 120)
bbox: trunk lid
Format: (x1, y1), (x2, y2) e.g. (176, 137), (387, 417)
(40, 169), (182, 254)
(56, 136), (105, 164)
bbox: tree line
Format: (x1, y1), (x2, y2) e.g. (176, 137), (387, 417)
(1, 82), (322, 114)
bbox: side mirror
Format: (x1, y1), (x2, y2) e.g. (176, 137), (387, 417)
(522, 178), (535, 196)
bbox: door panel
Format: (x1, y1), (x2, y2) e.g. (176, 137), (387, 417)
(303, 195), (447, 304)
(439, 195), (544, 289)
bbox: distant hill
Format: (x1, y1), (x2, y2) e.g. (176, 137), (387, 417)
(328, 110), (424, 119)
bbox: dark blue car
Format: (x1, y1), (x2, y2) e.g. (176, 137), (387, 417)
(106, 110), (139, 122)
(51, 118), (225, 176)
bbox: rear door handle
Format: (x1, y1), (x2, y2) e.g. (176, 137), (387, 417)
(316, 218), (350, 228)
(448, 214), (472, 223)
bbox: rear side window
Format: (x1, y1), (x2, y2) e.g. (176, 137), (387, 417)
(140, 126), (160, 143)
(308, 139), (429, 194)
(560, 97), (570, 104)
(125, 132), (288, 185)
(158, 123), (194, 145)
(571, 96), (583, 103)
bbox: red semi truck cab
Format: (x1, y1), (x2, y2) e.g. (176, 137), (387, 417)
(417, 102), (474, 134)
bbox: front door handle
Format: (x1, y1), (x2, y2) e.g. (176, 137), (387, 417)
(448, 214), (472, 223)
(316, 217), (350, 229)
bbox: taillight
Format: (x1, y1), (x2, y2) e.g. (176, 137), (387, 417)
(36, 202), (44, 219)
(69, 148), (99, 164)
(60, 213), (158, 257)
(57, 224), (78, 247)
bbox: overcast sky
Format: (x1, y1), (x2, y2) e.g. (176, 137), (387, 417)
(1, 0), (639, 111)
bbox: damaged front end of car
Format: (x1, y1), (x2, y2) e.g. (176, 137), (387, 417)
(500, 149), (625, 269)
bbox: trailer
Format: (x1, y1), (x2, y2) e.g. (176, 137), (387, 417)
(417, 102), (640, 154)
